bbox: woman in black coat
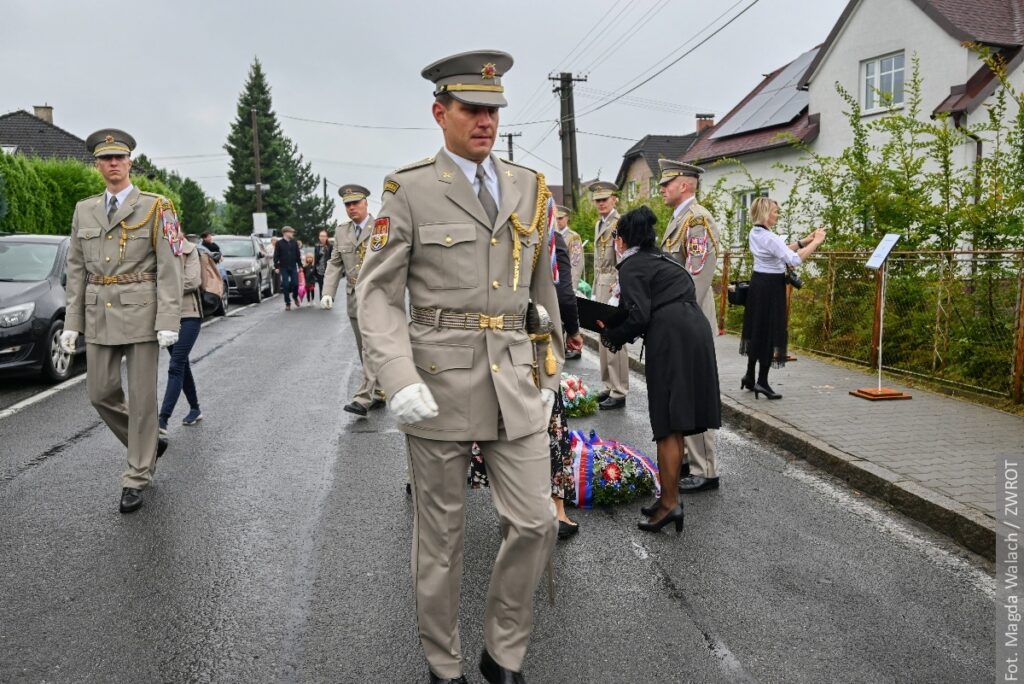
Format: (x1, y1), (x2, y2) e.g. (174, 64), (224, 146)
(599, 206), (721, 534)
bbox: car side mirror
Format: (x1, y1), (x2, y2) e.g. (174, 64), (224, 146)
(60, 272), (67, 287)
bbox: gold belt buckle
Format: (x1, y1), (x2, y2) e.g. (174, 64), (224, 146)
(478, 313), (504, 330)
(102, 275), (118, 285)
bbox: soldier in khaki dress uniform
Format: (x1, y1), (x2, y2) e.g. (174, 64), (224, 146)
(657, 159), (721, 492)
(356, 50), (562, 684)
(320, 183), (384, 416)
(61, 129), (183, 514)
(590, 181), (629, 409)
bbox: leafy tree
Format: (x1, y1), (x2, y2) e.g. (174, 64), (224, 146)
(177, 177), (213, 235)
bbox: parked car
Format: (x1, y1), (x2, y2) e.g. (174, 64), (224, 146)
(215, 235), (274, 303)
(257, 236), (280, 294)
(0, 234), (83, 382)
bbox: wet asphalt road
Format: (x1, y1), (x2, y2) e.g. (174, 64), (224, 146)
(0, 295), (996, 683)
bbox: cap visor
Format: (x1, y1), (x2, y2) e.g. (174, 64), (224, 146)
(450, 91), (508, 108)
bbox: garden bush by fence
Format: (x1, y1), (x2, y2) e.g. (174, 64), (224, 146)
(719, 249), (1024, 401)
(0, 155), (179, 235)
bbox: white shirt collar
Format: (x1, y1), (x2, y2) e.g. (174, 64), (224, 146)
(105, 184), (133, 208)
(355, 215), (371, 231)
(446, 147), (496, 185)
(672, 196), (695, 220)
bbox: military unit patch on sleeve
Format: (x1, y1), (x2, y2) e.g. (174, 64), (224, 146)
(383, 179), (400, 195)
(370, 217), (390, 252)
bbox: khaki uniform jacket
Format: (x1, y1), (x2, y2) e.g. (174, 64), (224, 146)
(661, 199), (719, 327)
(594, 209), (620, 276)
(356, 149), (564, 442)
(323, 216), (374, 318)
(560, 228), (584, 290)
(65, 187), (182, 344)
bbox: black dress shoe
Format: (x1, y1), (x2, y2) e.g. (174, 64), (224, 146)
(637, 504), (685, 535)
(598, 396), (626, 410)
(367, 398), (386, 410)
(679, 475), (720, 492)
(564, 349), (581, 360)
(480, 649), (525, 684)
(557, 520), (580, 540)
(119, 487), (143, 514)
(406, 482), (412, 496)
(752, 383), (782, 400)
(596, 390), (610, 402)
(343, 401), (368, 416)
(428, 671), (467, 684)
(156, 437), (168, 459)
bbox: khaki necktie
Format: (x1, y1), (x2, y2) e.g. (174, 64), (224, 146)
(107, 195), (118, 224)
(476, 165), (498, 226)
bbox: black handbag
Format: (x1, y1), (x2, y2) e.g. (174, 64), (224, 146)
(727, 280), (749, 306)
(785, 266), (803, 289)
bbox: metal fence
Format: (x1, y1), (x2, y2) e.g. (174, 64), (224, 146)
(716, 250), (1024, 402)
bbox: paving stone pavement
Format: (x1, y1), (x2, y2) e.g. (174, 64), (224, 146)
(588, 331), (1023, 559)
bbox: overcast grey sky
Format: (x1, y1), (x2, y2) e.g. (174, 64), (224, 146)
(3, 0), (846, 222)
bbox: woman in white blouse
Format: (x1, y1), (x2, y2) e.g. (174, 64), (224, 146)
(740, 197), (825, 399)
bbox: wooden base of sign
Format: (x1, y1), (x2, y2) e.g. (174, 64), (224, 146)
(849, 387), (912, 401)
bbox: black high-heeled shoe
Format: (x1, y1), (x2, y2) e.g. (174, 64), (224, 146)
(637, 505), (685, 534)
(752, 383), (782, 400)
(640, 500), (660, 517)
(740, 376), (754, 391)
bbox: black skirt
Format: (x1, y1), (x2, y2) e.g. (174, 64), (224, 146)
(645, 300), (721, 442)
(740, 271), (788, 367)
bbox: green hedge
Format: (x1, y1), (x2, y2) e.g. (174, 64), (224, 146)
(0, 155), (179, 235)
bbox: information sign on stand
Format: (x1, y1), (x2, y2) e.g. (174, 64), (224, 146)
(850, 233), (912, 401)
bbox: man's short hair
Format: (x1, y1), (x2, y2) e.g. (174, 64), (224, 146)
(201, 232), (213, 239)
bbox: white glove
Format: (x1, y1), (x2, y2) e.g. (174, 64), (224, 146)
(157, 330), (178, 348)
(59, 330), (78, 353)
(541, 388), (556, 416)
(389, 382), (439, 423)
(320, 295), (334, 309)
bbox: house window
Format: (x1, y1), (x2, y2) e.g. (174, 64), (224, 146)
(734, 189), (768, 244)
(862, 52), (905, 112)
(649, 178), (659, 197)
(0, 144), (17, 155)
(626, 180), (639, 202)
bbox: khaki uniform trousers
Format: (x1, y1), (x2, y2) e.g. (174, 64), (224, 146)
(684, 286), (719, 478)
(406, 428), (557, 678)
(595, 271), (629, 399)
(86, 341), (159, 489)
(349, 312), (381, 407)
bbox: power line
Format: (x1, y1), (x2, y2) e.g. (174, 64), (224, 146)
(553, 0), (619, 72)
(568, 2), (638, 71)
(282, 114), (435, 131)
(575, 0), (761, 120)
(576, 130), (639, 142)
(150, 153), (229, 160)
(581, 0), (672, 74)
(511, 142), (560, 172)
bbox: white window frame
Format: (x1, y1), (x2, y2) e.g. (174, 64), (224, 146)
(0, 144), (17, 155)
(861, 51), (905, 114)
(626, 179), (639, 202)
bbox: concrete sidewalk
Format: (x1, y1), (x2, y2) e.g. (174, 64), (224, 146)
(584, 332), (1020, 560)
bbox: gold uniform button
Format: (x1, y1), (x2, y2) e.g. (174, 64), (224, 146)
(105, 256), (111, 262)
(491, 364), (499, 373)
(490, 238), (498, 246)
(105, 302), (112, 308)
(106, 235), (113, 240)
(445, 236), (453, 244)
(492, 280), (499, 289)
(430, 363), (437, 371)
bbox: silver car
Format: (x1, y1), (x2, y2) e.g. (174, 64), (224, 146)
(216, 235), (274, 303)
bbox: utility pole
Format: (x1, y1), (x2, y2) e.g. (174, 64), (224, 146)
(550, 72), (587, 211)
(250, 107), (263, 213)
(501, 131), (522, 161)
(323, 177), (328, 205)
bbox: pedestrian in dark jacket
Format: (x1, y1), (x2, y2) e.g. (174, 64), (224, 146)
(273, 226), (302, 309)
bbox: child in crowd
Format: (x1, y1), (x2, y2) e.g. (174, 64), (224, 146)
(302, 254), (317, 303)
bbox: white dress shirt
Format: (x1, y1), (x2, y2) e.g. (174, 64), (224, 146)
(671, 196), (695, 221)
(749, 225), (801, 273)
(354, 215), (371, 239)
(445, 147), (501, 208)
(104, 184), (134, 215)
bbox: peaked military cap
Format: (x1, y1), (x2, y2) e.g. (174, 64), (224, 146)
(658, 159), (704, 185)
(555, 205), (570, 218)
(86, 128), (136, 157)
(338, 184), (371, 203)
(422, 50), (514, 108)
(588, 180), (619, 200)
